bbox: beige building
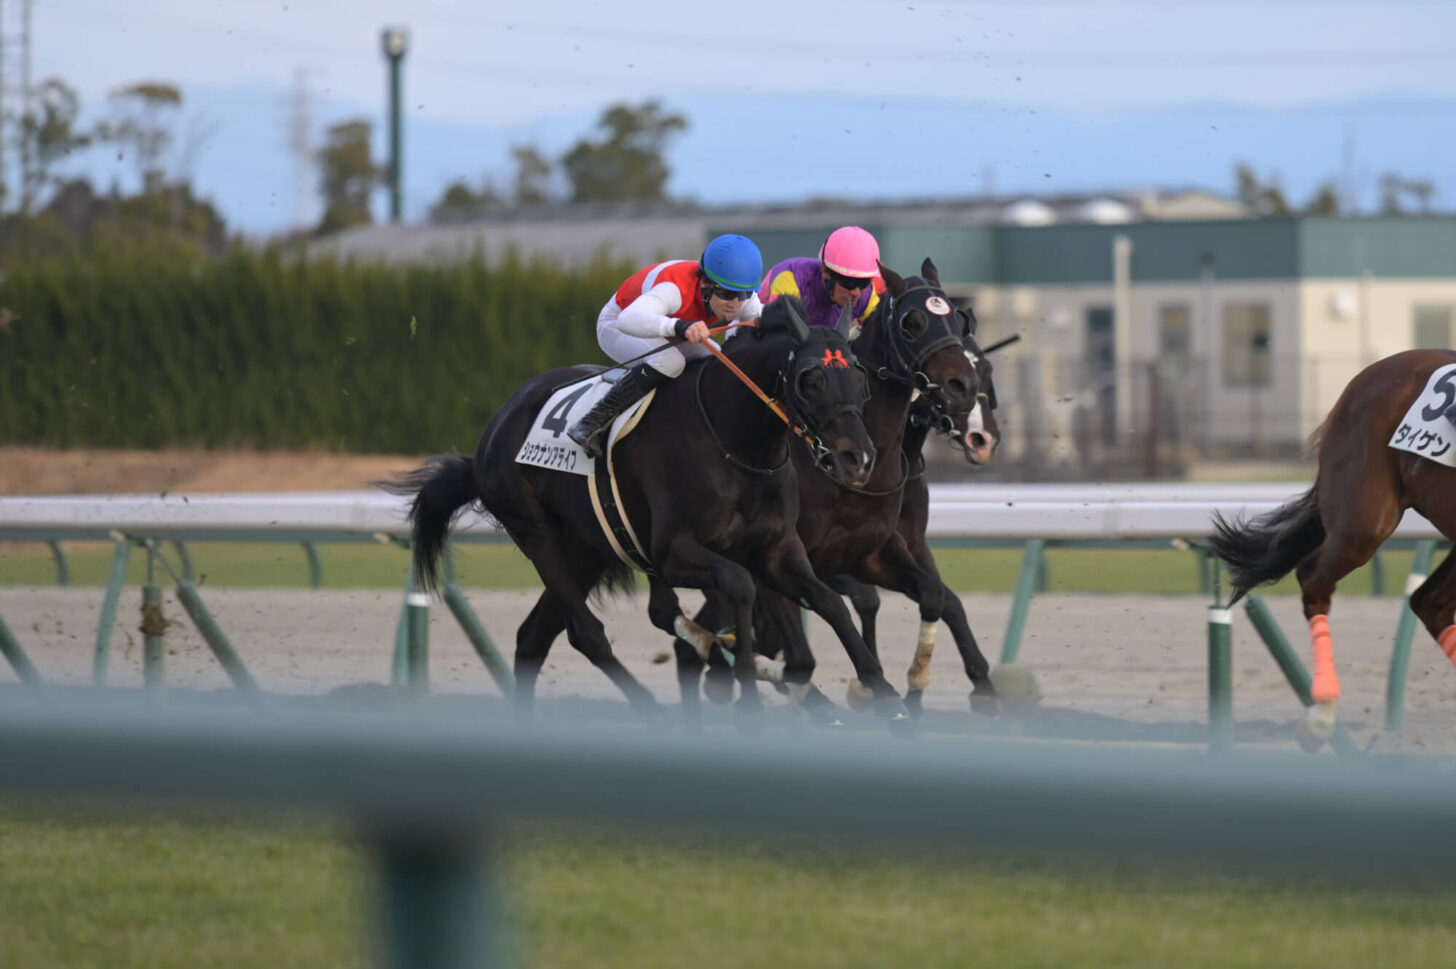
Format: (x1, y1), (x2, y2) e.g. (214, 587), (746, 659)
(311, 200), (1456, 475)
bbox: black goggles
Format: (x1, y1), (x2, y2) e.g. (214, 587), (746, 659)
(828, 271), (872, 292)
(709, 284), (753, 303)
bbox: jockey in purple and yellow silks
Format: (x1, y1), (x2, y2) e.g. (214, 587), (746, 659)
(758, 226), (882, 334)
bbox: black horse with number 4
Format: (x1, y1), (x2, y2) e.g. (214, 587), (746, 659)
(385, 295), (911, 723)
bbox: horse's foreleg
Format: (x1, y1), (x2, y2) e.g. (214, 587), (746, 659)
(646, 578), (707, 727)
(1409, 548), (1456, 668)
(850, 536), (949, 716)
(658, 537), (762, 719)
(900, 531), (997, 710)
(829, 575), (882, 658)
(759, 540), (905, 719)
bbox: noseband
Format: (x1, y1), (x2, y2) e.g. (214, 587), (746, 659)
(780, 337), (872, 479)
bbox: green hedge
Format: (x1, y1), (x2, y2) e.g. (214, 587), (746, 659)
(0, 248), (632, 453)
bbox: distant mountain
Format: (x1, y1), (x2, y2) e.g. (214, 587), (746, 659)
(57, 86), (1456, 237)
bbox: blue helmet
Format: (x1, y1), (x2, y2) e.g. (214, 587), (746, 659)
(699, 234), (762, 292)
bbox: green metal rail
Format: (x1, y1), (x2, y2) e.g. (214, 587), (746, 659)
(2, 701), (1456, 969)
(1, 528), (1448, 754)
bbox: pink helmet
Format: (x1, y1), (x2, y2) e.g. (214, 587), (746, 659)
(819, 225), (880, 279)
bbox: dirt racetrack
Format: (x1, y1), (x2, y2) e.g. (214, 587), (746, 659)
(2, 448), (1453, 754)
(5, 583), (1454, 754)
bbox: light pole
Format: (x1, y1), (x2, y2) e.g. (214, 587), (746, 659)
(381, 26), (409, 224)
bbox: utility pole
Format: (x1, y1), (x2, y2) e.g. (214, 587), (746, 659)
(380, 26), (408, 224)
(289, 68), (312, 232)
(0, 0), (33, 214)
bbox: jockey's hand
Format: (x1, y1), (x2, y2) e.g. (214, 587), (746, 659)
(674, 320), (711, 344)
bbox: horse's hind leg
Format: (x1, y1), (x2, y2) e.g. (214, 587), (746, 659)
(514, 590), (568, 725)
(1293, 502), (1398, 745)
(1409, 547), (1456, 668)
(518, 537), (660, 719)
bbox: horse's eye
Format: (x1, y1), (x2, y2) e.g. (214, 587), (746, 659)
(795, 367), (828, 399)
(900, 310), (928, 340)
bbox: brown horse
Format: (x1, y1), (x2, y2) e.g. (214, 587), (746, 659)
(1209, 348), (1456, 746)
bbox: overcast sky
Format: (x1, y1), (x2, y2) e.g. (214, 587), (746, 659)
(39, 0), (1456, 122)
(28, 0), (1456, 233)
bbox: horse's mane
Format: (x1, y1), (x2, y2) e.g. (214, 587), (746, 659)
(1303, 418), (1327, 458)
(755, 293), (805, 337)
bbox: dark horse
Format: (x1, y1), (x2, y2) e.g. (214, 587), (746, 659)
(387, 296), (908, 721)
(678, 259), (997, 719)
(800, 307), (1006, 714)
(1209, 348), (1456, 746)
(832, 320), (1007, 715)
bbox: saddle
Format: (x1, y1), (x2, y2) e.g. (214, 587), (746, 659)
(513, 370), (659, 572)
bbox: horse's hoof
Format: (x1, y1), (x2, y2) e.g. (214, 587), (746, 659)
(1297, 702), (1337, 752)
(904, 690), (926, 719)
(887, 712), (919, 739)
(1295, 721), (1328, 753)
(634, 700), (667, 724)
(845, 679), (875, 712)
(703, 670), (735, 705)
(754, 653), (785, 683)
(872, 696), (908, 721)
(989, 663), (1042, 716)
(734, 700), (765, 735)
(968, 690), (1001, 717)
(806, 702), (843, 728)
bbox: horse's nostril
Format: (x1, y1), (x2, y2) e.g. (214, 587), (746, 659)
(947, 377), (971, 400)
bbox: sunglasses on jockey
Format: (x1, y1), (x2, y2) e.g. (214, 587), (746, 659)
(707, 284), (754, 303)
(827, 269), (873, 292)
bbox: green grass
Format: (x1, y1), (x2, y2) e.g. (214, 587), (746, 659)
(0, 540), (1417, 596)
(0, 540), (542, 589)
(3, 807), (1454, 969)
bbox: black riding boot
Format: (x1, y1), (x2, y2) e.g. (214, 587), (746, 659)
(567, 363), (671, 457)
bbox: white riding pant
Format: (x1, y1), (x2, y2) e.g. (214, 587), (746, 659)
(596, 306), (713, 378)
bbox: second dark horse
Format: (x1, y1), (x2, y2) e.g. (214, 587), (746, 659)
(673, 259), (995, 721)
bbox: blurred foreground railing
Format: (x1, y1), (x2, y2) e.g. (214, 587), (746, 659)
(3, 700), (1456, 968)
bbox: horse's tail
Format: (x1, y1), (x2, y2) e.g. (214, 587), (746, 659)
(377, 451), (480, 593)
(1208, 485), (1324, 606)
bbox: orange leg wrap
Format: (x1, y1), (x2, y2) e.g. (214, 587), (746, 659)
(1308, 614), (1341, 703)
(1439, 625), (1456, 665)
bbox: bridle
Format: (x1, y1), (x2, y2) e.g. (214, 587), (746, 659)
(856, 281), (967, 436)
(695, 325), (870, 482)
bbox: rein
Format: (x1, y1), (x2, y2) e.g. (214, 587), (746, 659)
(694, 363), (790, 476)
(693, 321), (841, 475)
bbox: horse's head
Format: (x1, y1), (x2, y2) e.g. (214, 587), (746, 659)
(761, 296), (876, 487)
(959, 329), (1002, 465)
(860, 257), (981, 443)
